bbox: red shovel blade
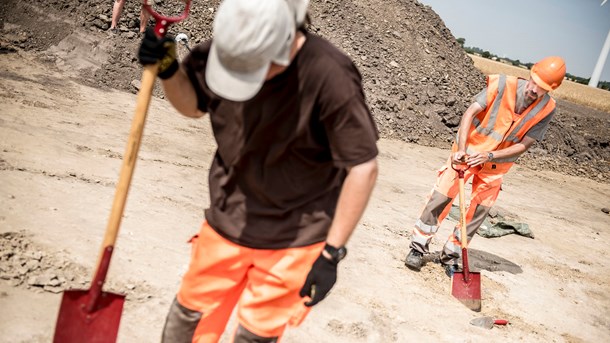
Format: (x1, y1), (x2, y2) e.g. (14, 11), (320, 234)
(451, 246), (482, 311)
(53, 247), (125, 342)
(53, 290), (125, 343)
(451, 270), (481, 312)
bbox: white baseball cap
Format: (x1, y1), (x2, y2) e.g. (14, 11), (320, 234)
(205, 0), (296, 101)
(286, 0), (310, 26)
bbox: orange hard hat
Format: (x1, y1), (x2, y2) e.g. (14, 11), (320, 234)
(530, 56), (566, 91)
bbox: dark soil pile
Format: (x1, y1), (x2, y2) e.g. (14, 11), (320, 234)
(1, 0), (608, 181)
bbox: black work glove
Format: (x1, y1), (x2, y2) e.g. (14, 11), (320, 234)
(299, 254), (338, 307)
(138, 28), (179, 80)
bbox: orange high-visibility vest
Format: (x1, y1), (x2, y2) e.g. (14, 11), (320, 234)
(460, 74), (556, 166)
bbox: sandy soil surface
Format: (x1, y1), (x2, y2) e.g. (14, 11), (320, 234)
(1, 48), (610, 342)
(1, 0), (610, 342)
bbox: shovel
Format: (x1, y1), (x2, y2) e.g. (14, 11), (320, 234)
(470, 316), (509, 329)
(450, 161), (482, 312)
(53, 2), (191, 342)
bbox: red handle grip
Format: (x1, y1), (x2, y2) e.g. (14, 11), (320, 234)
(142, 0), (191, 37)
(494, 319), (509, 325)
(451, 162), (469, 178)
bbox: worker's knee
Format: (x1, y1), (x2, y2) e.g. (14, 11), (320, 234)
(234, 324), (278, 343)
(161, 297), (202, 343)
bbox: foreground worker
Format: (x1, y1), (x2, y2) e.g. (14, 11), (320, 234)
(138, 0), (379, 341)
(404, 56), (566, 275)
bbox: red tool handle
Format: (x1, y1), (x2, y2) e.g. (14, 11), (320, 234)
(494, 319), (509, 325)
(451, 159), (470, 177)
(142, 0), (191, 37)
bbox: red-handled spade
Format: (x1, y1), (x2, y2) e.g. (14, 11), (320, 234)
(52, 2), (191, 342)
(450, 160), (482, 312)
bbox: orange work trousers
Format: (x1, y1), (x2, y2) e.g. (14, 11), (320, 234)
(410, 158), (511, 264)
(174, 221), (324, 342)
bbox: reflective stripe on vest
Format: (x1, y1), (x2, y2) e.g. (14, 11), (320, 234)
(459, 74), (555, 163)
(503, 96), (551, 144)
(472, 74), (507, 142)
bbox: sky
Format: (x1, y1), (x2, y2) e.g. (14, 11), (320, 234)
(417, 0), (610, 82)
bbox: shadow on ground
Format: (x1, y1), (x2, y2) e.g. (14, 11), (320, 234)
(424, 250), (523, 274)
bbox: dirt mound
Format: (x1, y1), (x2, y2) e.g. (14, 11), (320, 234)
(1, 0), (608, 181)
(0, 232), (155, 302)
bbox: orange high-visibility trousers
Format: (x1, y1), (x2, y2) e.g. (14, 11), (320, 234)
(409, 158), (511, 264)
(166, 221), (324, 343)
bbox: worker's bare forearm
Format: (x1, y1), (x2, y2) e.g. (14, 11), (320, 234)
(456, 126), (469, 152)
(452, 102), (484, 163)
(325, 158), (378, 248)
(457, 102), (483, 152)
(161, 67), (204, 118)
(457, 102), (484, 151)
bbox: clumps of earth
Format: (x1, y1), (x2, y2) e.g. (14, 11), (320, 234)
(0, 0), (608, 182)
(0, 232), (154, 302)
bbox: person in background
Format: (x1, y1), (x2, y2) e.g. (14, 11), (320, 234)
(138, 0), (379, 341)
(109, 0), (150, 34)
(404, 56), (566, 276)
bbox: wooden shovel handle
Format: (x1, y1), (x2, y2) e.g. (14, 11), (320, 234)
(453, 159), (469, 248)
(450, 158), (470, 249)
(94, 64), (159, 278)
(457, 175), (467, 249)
(457, 167), (472, 281)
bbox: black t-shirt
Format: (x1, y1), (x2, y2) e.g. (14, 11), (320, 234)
(182, 31), (379, 249)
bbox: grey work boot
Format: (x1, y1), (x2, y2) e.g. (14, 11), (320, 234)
(405, 249), (424, 271)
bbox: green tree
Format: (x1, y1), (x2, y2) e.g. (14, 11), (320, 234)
(456, 37), (465, 47)
(482, 50), (491, 58)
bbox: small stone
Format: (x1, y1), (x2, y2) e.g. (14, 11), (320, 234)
(17, 267), (29, 276)
(30, 251), (43, 261)
(131, 80), (141, 91)
(43, 285), (64, 294)
(602, 208), (610, 214)
(48, 278), (62, 287)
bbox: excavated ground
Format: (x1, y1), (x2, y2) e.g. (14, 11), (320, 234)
(1, 0), (608, 181)
(2, 1), (610, 342)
